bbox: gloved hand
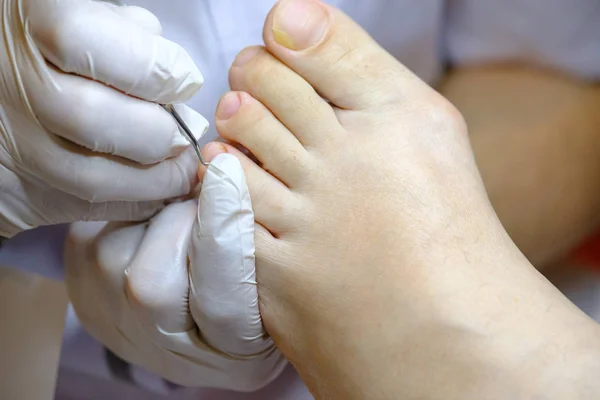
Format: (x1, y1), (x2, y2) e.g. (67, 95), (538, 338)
(64, 154), (287, 391)
(0, 0), (208, 238)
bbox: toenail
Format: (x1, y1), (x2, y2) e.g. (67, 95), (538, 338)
(233, 46), (262, 67)
(216, 92), (241, 120)
(203, 143), (229, 162)
(272, 0), (330, 51)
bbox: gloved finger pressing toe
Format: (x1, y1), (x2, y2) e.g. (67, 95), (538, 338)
(190, 153), (272, 357)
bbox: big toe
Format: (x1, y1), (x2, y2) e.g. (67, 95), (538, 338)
(264, 0), (426, 110)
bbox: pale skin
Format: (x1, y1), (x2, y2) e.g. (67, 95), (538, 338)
(198, 0), (600, 398)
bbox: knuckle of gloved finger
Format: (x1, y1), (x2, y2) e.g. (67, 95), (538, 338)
(126, 275), (157, 308)
(39, 10), (88, 70)
(126, 272), (174, 313)
(66, 88), (107, 136)
(150, 40), (204, 102)
(95, 238), (139, 277)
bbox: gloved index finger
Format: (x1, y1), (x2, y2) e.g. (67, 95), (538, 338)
(28, 0), (202, 103)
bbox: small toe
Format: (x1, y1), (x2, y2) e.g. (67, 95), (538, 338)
(229, 46), (343, 148)
(215, 91), (311, 188)
(201, 143), (302, 236)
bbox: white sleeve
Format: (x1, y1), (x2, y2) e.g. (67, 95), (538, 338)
(445, 0), (600, 81)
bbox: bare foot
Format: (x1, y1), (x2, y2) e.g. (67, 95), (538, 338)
(201, 1), (600, 399)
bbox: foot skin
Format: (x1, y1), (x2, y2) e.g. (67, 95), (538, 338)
(201, 1), (600, 399)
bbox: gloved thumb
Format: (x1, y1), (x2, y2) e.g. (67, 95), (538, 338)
(189, 154), (273, 357)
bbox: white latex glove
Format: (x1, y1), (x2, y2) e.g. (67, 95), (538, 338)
(65, 154), (287, 391)
(0, 0), (208, 238)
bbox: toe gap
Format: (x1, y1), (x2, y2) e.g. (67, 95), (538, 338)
(257, 222), (281, 240)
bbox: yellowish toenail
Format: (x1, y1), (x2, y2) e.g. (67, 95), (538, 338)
(272, 0), (330, 51)
(201, 142), (229, 166)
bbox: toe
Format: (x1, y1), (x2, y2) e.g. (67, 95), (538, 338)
(215, 91), (310, 187)
(229, 46), (342, 147)
(263, 0), (427, 110)
(201, 142), (302, 236)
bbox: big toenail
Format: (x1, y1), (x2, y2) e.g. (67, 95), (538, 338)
(233, 46), (262, 67)
(216, 92), (241, 120)
(272, 0), (330, 51)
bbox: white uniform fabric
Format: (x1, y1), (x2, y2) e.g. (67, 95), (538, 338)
(1, 0), (599, 399)
(446, 0), (600, 81)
